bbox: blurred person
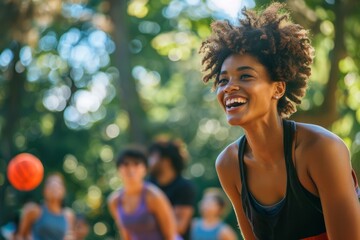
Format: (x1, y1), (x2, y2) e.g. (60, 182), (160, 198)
(1, 213), (19, 240)
(148, 140), (196, 240)
(16, 173), (75, 240)
(74, 214), (89, 240)
(107, 148), (179, 240)
(199, 3), (360, 240)
(191, 188), (237, 240)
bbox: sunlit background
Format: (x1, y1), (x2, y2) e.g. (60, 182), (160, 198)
(1, 0), (359, 239)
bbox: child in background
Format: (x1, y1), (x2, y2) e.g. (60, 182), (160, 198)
(74, 214), (89, 240)
(191, 188), (237, 240)
(16, 173), (75, 240)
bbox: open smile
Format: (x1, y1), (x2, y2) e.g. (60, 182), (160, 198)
(224, 96), (248, 111)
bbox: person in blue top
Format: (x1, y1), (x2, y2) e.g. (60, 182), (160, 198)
(191, 188), (237, 240)
(199, 3), (360, 240)
(16, 173), (75, 240)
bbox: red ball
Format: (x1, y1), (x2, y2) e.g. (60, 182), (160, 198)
(7, 153), (44, 191)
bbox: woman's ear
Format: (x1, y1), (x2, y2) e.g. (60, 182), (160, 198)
(273, 81), (286, 99)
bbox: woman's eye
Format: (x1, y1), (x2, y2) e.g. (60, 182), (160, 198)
(218, 78), (228, 85)
(240, 74), (252, 80)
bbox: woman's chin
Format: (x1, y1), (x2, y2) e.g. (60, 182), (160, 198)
(226, 116), (245, 126)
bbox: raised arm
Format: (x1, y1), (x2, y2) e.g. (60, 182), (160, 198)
(147, 184), (177, 240)
(303, 130), (360, 239)
(107, 191), (131, 240)
(216, 144), (256, 240)
(16, 202), (40, 240)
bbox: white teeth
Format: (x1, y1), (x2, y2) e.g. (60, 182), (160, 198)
(225, 97), (247, 107)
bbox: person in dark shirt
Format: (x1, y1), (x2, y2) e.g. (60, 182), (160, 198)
(199, 2), (360, 240)
(148, 140), (196, 240)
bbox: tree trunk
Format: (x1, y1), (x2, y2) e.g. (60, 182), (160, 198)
(108, 0), (148, 144)
(291, 0), (345, 128)
(0, 42), (26, 226)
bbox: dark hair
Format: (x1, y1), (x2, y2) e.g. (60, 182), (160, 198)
(204, 188), (226, 210)
(116, 149), (147, 168)
(45, 172), (65, 185)
(199, 3), (314, 117)
(148, 141), (185, 174)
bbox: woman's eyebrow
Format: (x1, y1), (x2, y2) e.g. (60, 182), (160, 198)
(220, 66), (256, 75)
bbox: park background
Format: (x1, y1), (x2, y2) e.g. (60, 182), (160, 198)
(0, 0), (359, 239)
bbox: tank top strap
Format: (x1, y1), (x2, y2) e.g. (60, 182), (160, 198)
(140, 183), (148, 206)
(238, 136), (247, 194)
(282, 119), (296, 170)
(238, 120), (294, 194)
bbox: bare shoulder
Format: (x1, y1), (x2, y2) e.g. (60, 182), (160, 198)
(145, 183), (170, 211)
(145, 182), (165, 200)
(216, 139), (242, 196)
(216, 139), (241, 172)
(295, 122), (349, 161)
(219, 223), (238, 240)
(63, 207), (75, 221)
(22, 202), (41, 217)
(107, 189), (121, 205)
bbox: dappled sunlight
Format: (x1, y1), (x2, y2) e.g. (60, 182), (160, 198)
(1, 1), (359, 239)
(128, 0), (149, 18)
(87, 185), (102, 209)
(0, 49), (14, 70)
(190, 163), (205, 177)
(105, 124), (120, 139)
(151, 31), (197, 61)
(40, 114), (55, 136)
(94, 222), (108, 236)
(99, 145), (114, 163)
(43, 85), (71, 111)
(63, 154), (78, 174)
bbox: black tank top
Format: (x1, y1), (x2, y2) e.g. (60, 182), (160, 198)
(239, 120), (326, 240)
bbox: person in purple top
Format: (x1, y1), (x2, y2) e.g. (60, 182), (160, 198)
(108, 148), (179, 240)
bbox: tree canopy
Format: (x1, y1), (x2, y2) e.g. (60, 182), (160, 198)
(0, 0), (359, 239)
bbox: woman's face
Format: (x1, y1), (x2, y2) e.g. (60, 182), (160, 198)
(200, 195), (222, 218)
(216, 53), (278, 126)
(43, 175), (66, 202)
(118, 158), (147, 185)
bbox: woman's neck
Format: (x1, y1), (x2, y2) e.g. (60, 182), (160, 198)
(202, 216), (221, 228)
(123, 181), (144, 195)
(45, 201), (63, 214)
(243, 116), (284, 165)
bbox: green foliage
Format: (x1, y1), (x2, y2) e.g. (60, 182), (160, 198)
(1, 0), (360, 239)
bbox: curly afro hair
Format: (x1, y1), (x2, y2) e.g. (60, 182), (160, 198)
(199, 3), (314, 117)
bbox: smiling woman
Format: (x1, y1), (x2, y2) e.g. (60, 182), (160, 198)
(199, 3), (360, 240)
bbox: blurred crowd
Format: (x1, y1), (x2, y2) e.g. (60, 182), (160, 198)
(1, 140), (238, 240)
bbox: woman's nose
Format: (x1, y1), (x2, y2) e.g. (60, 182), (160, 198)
(224, 81), (240, 93)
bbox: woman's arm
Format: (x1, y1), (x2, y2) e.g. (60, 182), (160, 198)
(63, 208), (76, 240)
(147, 183), (177, 240)
(216, 144), (256, 240)
(219, 224), (238, 240)
(173, 205), (194, 235)
(107, 191), (131, 240)
(303, 129), (360, 239)
(16, 202), (41, 240)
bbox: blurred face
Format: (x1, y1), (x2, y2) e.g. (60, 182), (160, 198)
(216, 53), (278, 126)
(75, 219), (89, 240)
(200, 194), (222, 218)
(118, 158), (147, 185)
(43, 175), (66, 202)
(148, 152), (165, 177)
